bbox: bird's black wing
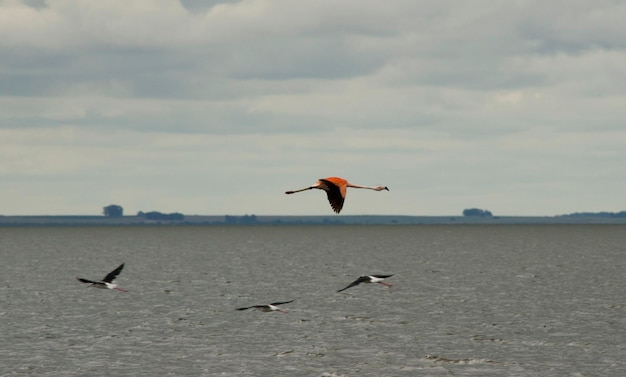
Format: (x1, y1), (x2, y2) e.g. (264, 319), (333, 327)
(337, 276), (368, 292)
(270, 300), (294, 306)
(102, 263), (125, 283)
(236, 306), (254, 311)
(320, 179), (344, 214)
(77, 277), (97, 284)
(373, 274), (393, 279)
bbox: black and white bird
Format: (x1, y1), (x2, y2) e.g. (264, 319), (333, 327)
(236, 300), (295, 313)
(337, 274), (393, 292)
(77, 263), (128, 292)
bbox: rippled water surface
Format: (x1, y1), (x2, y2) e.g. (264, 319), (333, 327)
(1, 225), (625, 376)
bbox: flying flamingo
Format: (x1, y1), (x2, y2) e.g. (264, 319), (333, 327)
(236, 300), (295, 313)
(337, 274), (394, 292)
(77, 263), (128, 292)
(285, 177), (389, 213)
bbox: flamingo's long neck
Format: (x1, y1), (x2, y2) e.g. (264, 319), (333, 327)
(347, 183), (388, 192)
(347, 183), (376, 190)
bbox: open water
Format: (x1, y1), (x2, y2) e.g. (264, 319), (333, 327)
(1, 225), (625, 376)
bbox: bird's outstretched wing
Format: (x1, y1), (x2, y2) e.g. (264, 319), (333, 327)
(236, 300), (294, 311)
(77, 277), (97, 284)
(237, 305), (270, 311)
(236, 306), (254, 311)
(320, 179), (344, 213)
(270, 300), (295, 306)
(103, 263), (125, 283)
(373, 274), (393, 279)
(337, 276), (369, 292)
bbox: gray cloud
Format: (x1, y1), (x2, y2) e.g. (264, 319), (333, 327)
(1, 0), (625, 215)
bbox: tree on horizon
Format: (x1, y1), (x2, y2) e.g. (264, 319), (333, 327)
(103, 204), (124, 217)
(463, 208), (493, 217)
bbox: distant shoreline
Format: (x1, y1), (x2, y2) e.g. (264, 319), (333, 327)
(2, 215), (626, 226)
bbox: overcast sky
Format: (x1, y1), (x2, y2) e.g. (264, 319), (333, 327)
(1, 0), (625, 216)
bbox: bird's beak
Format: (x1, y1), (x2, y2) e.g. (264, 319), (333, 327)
(385, 187), (389, 191)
